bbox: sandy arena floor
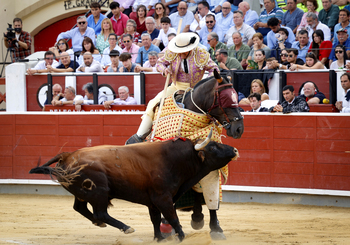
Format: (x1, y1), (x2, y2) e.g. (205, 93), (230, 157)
(0, 194), (349, 245)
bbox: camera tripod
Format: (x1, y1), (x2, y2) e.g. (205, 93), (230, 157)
(0, 46), (15, 77)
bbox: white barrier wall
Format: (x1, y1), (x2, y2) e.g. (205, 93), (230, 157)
(6, 63), (26, 112)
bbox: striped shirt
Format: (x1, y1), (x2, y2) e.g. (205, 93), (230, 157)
(259, 6), (284, 23)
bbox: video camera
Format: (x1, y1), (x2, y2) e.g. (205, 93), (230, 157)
(4, 23), (16, 40)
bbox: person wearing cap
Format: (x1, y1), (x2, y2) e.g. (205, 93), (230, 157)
(107, 50), (123, 72)
(126, 32), (219, 143)
(333, 9), (350, 45)
(328, 28), (350, 65)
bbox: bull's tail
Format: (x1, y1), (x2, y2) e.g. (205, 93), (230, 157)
(29, 152), (70, 175)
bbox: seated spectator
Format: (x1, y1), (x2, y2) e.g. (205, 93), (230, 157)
(247, 49), (266, 70)
(270, 27), (292, 60)
(104, 86), (138, 107)
(162, 0), (181, 15)
(228, 32), (251, 67)
(131, 0), (157, 19)
(263, 57), (277, 69)
(247, 93), (269, 112)
(240, 79), (269, 105)
(78, 37), (101, 65)
(328, 28), (350, 65)
(308, 29), (332, 65)
(305, 12), (331, 42)
(95, 18), (114, 54)
(216, 49), (243, 70)
(142, 17), (160, 42)
(121, 34), (140, 63)
(247, 33), (271, 62)
(49, 39), (74, 63)
(291, 29), (310, 62)
(335, 73), (350, 113)
(154, 3), (167, 30)
(107, 50), (123, 72)
(27, 51), (59, 75)
(169, 1), (194, 33)
(135, 51), (158, 72)
(158, 33), (176, 57)
(74, 82), (107, 110)
(120, 19), (141, 49)
(101, 34), (123, 68)
(208, 32), (228, 63)
(119, 52), (141, 72)
(298, 81), (326, 104)
(279, 49), (289, 63)
(289, 51), (325, 70)
(198, 14), (223, 49)
(136, 33), (161, 65)
(238, 1), (259, 27)
(253, 0), (284, 40)
(47, 52), (79, 73)
(297, 0), (319, 32)
(330, 45), (350, 70)
(52, 86), (84, 106)
(225, 10), (255, 48)
(56, 16), (95, 52)
(190, 1), (213, 32)
(282, 0), (304, 34)
(267, 17), (295, 50)
(110, 2), (129, 37)
(215, 2), (234, 36)
(87, 2), (106, 36)
(271, 48), (305, 69)
(318, 0), (339, 33)
(76, 52), (103, 73)
(333, 9), (350, 45)
(131, 5), (147, 34)
(154, 17), (176, 48)
(270, 85), (310, 113)
(46, 83), (63, 105)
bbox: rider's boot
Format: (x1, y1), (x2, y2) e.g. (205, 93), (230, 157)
(125, 115), (153, 145)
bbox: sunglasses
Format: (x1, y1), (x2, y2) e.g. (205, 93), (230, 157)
(206, 21), (214, 24)
(123, 40), (130, 43)
(288, 55), (294, 58)
(78, 21), (86, 25)
(57, 43), (65, 46)
(335, 50), (343, 54)
(207, 39), (212, 42)
(222, 7), (231, 10)
(281, 53), (288, 57)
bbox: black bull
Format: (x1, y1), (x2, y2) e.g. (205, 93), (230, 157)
(30, 136), (238, 241)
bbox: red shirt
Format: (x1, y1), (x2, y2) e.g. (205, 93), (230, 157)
(308, 40), (332, 61)
(111, 13), (129, 36)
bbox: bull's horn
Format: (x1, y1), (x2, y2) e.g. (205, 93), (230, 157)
(195, 128), (213, 151)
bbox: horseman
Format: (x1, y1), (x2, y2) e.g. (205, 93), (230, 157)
(126, 32), (219, 144)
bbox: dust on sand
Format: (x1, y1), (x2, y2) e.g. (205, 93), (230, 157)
(0, 194), (349, 245)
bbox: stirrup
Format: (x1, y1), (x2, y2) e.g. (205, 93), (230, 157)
(125, 134), (144, 145)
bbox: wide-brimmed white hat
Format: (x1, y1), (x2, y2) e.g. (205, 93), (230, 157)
(168, 32), (200, 53)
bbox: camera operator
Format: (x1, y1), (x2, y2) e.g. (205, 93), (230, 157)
(4, 18), (32, 61)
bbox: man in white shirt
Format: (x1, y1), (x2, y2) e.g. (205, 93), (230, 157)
(215, 2), (234, 36)
(153, 17), (176, 47)
(238, 1), (259, 27)
(101, 33), (123, 67)
(52, 86), (84, 106)
(74, 82), (108, 110)
(26, 51), (59, 75)
(135, 51), (158, 72)
(190, 1), (213, 32)
(104, 86), (137, 107)
(76, 52), (104, 72)
(336, 73), (350, 113)
(305, 12), (331, 42)
(169, 1), (194, 33)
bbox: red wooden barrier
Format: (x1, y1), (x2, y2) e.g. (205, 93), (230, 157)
(43, 105), (146, 112)
(239, 104), (337, 112)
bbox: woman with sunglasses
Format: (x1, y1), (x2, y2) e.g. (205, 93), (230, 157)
(119, 19), (140, 49)
(49, 39), (74, 65)
(330, 45), (350, 70)
(96, 18), (115, 54)
(78, 37), (101, 65)
(280, 49), (289, 64)
(154, 3), (167, 30)
(308, 29), (332, 66)
(131, 5), (147, 34)
(289, 52), (325, 70)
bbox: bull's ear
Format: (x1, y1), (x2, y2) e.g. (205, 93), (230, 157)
(198, 151), (205, 162)
(214, 69), (223, 83)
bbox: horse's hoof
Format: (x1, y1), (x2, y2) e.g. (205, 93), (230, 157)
(124, 227), (135, 234)
(191, 219), (204, 230)
(93, 222), (106, 227)
(210, 231), (226, 240)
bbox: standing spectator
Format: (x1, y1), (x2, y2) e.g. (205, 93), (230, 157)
(271, 48), (305, 69)
(289, 51), (325, 70)
(136, 33), (161, 65)
(131, 0), (157, 18)
(328, 28), (350, 65)
(121, 34), (140, 63)
(330, 45), (349, 69)
(298, 81), (326, 104)
(95, 18), (114, 54)
(114, 0), (134, 17)
(135, 51), (159, 72)
(318, 0), (339, 32)
(153, 17), (176, 48)
(101, 34), (123, 68)
(225, 10), (256, 48)
(335, 73), (350, 113)
(208, 32), (228, 63)
(49, 39), (74, 64)
(104, 86), (137, 107)
(110, 2), (129, 37)
(305, 12), (331, 42)
(247, 33), (271, 62)
(246, 93), (269, 112)
(190, 1), (213, 32)
(238, 1), (259, 27)
(291, 29), (310, 62)
(161, 0), (181, 15)
(56, 16), (95, 53)
(254, 0), (284, 41)
(119, 52), (140, 72)
(120, 19), (141, 49)
(78, 37), (101, 65)
(142, 17), (160, 42)
(76, 52), (104, 73)
(215, 49), (243, 70)
(4, 17), (31, 61)
(107, 50), (123, 72)
(215, 2), (234, 36)
(270, 27), (292, 60)
(297, 0), (319, 32)
(154, 3), (167, 30)
(247, 49), (267, 70)
(271, 85), (309, 113)
(267, 17), (295, 50)
(198, 14), (224, 49)
(87, 2), (106, 36)
(131, 5), (147, 34)
(26, 51), (59, 75)
(228, 32), (251, 67)
(308, 29), (332, 65)
(282, 0), (304, 34)
(169, 2), (194, 33)
(47, 52), (80, 73)
(333, 9), (350, 45)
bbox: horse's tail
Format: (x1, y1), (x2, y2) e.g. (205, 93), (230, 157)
(29, 152), (70, 175)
